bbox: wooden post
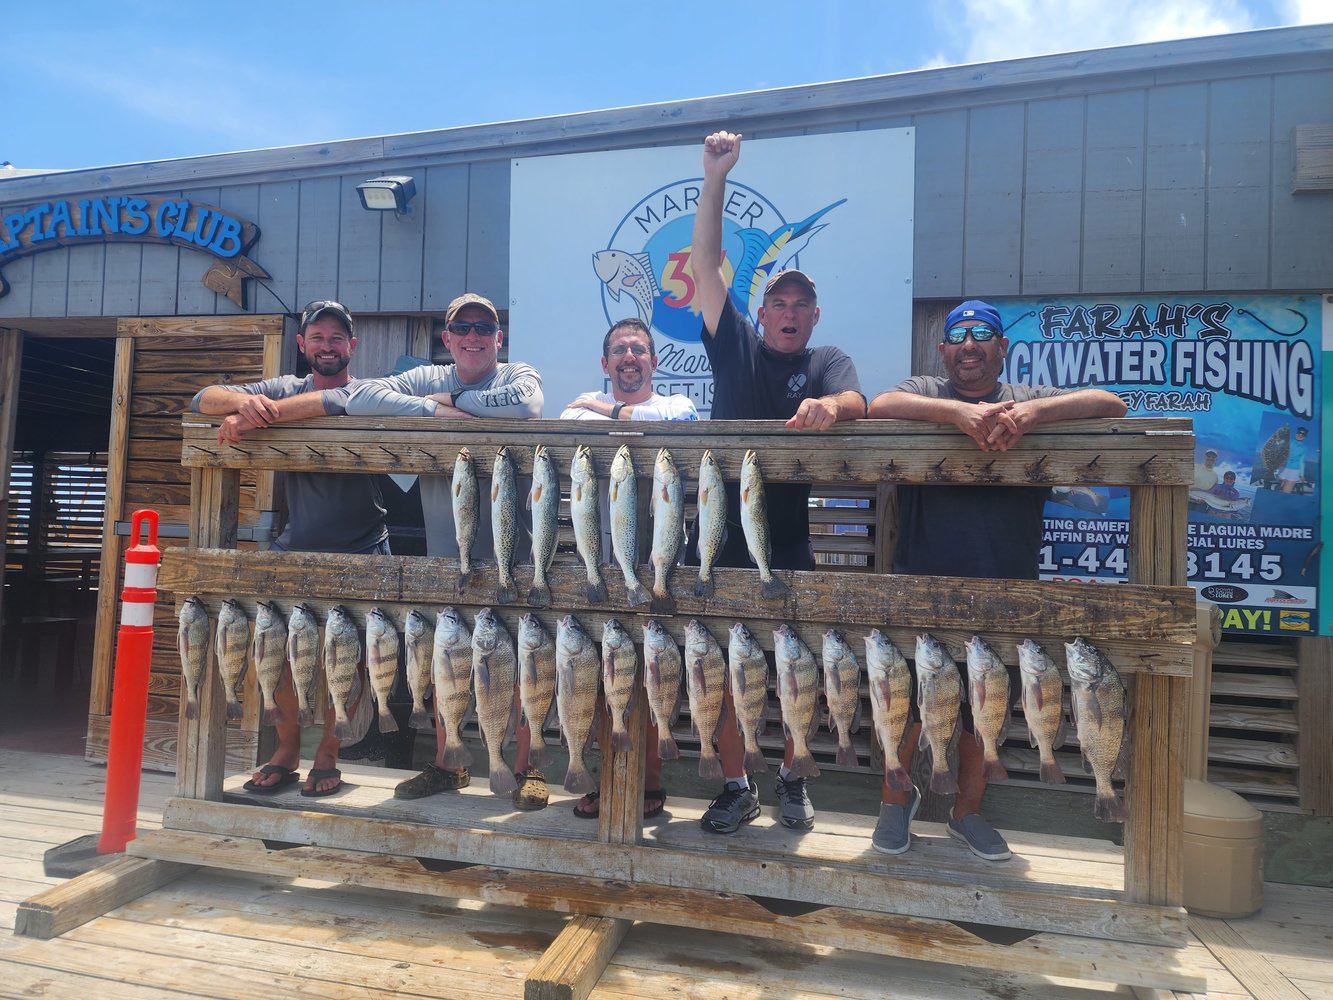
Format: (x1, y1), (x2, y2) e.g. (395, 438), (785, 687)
(1124, 484), (1189, 906)
(1296, 636), (1333, 815)
(597, 659), (647, 846)
(176, 465), (240, 799)
(525, 913), (630, 1000)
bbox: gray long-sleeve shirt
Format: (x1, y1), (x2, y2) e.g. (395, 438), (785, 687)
(344, 362), (543, 419)
(345, 362), (543, 557)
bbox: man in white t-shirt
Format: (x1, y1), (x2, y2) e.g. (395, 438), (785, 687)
(560, 318), (699, 423)
(560, 317), (696, 822)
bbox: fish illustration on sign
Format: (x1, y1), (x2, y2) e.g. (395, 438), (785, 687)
(729, 200), (846, 314)
(592, 249), (661, 325)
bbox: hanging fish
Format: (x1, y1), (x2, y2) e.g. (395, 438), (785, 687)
(177, 596), (209, 722)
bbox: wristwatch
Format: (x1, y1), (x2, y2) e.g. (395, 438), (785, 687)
(611, 402), (626, 420)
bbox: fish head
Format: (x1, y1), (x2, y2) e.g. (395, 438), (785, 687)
(700, 450), (718, 475)
(181, 596), (207, 621)
(406, 609), (431, 638)
(602, 618), (630, 647)
(642, 618), (668, 645)
(822, 629), (851, 661)
(1064, 637), (1107, 685)
(492, 447), (512, 475)
(366, 608), (389, 635)
(865, 630), (905, 670)
(914, 633), (949, 674)
(517, 613), (546, 649)
(1016, 638), (1055, 678)
(965, 635), (1002, 673)
(610, 445), (634, 482)
(557, 615), (590, 654)
(454, 447), (473, 473)
(592, 249), (629, 284)
(219, 599), (246, 624)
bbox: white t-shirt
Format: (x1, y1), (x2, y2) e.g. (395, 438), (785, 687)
(559, 391), (698, 421)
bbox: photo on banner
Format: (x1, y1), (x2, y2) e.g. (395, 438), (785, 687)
(1000, 294), (1322, 637)
(508, 130), (915, 417)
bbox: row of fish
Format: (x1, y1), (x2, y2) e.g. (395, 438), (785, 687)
(179, 598), (1128, 820)
(454, 444), (788, 609)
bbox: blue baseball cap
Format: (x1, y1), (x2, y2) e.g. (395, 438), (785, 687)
(945, 299), (1002, 333)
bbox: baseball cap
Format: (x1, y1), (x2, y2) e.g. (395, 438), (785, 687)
(763, 269), (817, 299)
(300, 299), (354, 336)
(945, 299), (1002, 332)
(446, 293), (500, 325)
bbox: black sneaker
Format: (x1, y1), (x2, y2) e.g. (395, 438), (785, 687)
(700, 778), (760, 834)
(775, 772), (815, 830)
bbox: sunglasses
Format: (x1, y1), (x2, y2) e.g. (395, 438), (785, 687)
(447, 321), (499, 337)
(943, 323), (999, 344)
(301, 300), (352, 325)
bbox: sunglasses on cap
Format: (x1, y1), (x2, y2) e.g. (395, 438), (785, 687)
(301, 299), (352, 326)
(943, 323), (1000, 344)
(446, 321), (500, 337)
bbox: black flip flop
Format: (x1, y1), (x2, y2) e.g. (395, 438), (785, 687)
(300, 767), (344, 797)
(243, 764), (300, 795)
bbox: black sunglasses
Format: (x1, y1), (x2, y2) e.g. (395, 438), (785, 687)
(943, 323), (999, 344)
(447, 321), (500, 337)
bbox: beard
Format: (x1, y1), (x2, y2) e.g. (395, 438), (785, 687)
(308, 353), (351, 377)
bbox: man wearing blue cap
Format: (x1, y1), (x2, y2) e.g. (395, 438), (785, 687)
(866, 299), (1125, 861)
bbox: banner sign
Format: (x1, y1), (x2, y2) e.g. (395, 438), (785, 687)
(510, 130), (915, 417)
(1002, 294), (1322, 636)
(0, 195), (270, 307)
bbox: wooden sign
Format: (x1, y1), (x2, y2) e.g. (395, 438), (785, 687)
(0, 195), (270, 307)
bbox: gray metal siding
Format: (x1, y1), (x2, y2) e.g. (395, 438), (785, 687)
(0, 29), (1328, 322)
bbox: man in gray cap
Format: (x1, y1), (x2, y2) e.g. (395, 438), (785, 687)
(689, 129), (866, 838)
(192, 298), (389, 798)
(345, 292), (548, 808)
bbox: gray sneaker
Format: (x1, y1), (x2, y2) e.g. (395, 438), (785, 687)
(700, 778), (760, 834)
(948, 811), (1012, 861)
(775, 772), (815, 830)
(871, 784), (920, 855)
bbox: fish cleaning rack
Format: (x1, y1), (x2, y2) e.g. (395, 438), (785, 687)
(19, 416), (1209, 994)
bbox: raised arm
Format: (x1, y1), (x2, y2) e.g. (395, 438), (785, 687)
(691, 131), (742, 337)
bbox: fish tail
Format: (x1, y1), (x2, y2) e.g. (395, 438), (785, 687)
(409, 707), (433, 729)
(442, 741), (471, 770)
(1094, 790), (1126, 823)
(378, 710), (399, 734)
(983, 755), (1009, 781)
(694, 574), (713, 599)
(626, 581), (652, 608)
(760, 575), (788, 600)
(697, 751), (724, 780)
(885, 766), (912, 793)
(929, 766), (959, 796)
(489, 761), (518, 795)
(587, 577), (608, 603)
(791, 753), (821, 779)
(744, 749), (770, 774)
(334, 718), (353, 740)
(658, 734), (680, 761)
(496, 584), (517, 606)
(297, 707), (314, 728)
(260, 705), (281, 727)
(527, 582), (551, 608)
(225, 699), (244, 722)
(185, 697), (200, 721)
(458, 566), (472, 591)
(564, 762), (597, 795)
(610, 726), (633, 753)
(527, 742), (547, 769)
(650, 592), (677, 615)
(835, 742), (857, 768)
(1039, 758), (1066, 785)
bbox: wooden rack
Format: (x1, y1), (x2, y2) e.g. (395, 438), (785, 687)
(19, 415), (1208, 995)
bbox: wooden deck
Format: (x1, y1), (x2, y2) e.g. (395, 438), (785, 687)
(3, 749), (1330, 999)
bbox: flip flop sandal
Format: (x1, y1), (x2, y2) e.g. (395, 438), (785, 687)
(573, 789), (668, 819)
(300, 767), (344, 798)
(243, 764), (301, 795)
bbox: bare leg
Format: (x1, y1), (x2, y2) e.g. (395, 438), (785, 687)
(251, 668), (300, 786)
(717, 690), (744, 775)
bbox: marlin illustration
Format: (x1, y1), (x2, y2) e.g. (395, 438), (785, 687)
(592, 249), (661, 325)
(729, 199), (847, 313)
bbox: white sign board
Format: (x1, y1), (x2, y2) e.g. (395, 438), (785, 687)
(509, 129), (915, 416)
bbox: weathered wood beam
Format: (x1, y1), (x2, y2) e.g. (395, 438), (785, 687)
(14, 856), (195, 940)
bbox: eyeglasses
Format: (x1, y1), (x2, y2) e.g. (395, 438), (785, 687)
(447, 321), (499, 337)
(609, 344), (650, 357)
(943, 323), (999, 344)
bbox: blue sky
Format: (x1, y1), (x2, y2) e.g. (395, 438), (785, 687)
(7, 0), (1329, 172)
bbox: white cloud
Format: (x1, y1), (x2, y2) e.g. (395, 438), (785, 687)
(945, 0), (1261, 64)
(1274, 0), (1333, 22)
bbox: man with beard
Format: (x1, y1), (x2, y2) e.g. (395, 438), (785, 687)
(559, 317), (697, 821)
(192, 299), (389, 798)
(866, 298), (1125, 861)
